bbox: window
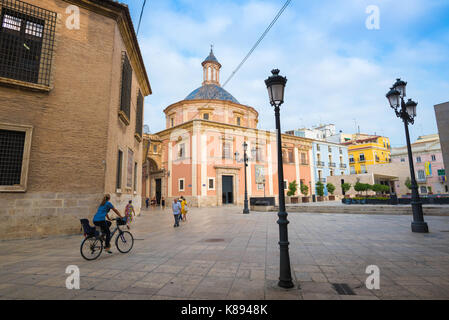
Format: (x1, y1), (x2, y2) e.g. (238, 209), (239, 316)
(317, 145), (321, 151)
(0, 2), (56, 86)
(0, 124), (32, 191)
(178, 143), (185, 159)
(330, 170), (334, 176)
(328, 146), (332, 153)
(119, 53), (132, 124)
(283, 180), (288, 190)
(135, 90), (143, 140)
(416, 156), (422, 163)
(116, 149), (123, 190)
(133, 162), (137, 192)
(420, 186), (427, 194)
(236, 117), (241, 126)
(203, 113), (209, 120)
(301, 152), (307, 164)
(283, 149), (294, 163)
(127, 149), (133, 188)
(401, 158), (405, 162)
(349, 155), (354, 163)
(179, 178), (185, 191)
(339, 148), (342, 155)
(417, 170), (425, 180)
(153, 144), (157, 153)
(359, 153), (365, 161)
(170, 117), (174, 127)
(361, 165), (367, 173)
(431, 155), (436, 161)
(208, 178), (215, 190)
(350, 166), (356, 174)
(222, 142), (231, 159)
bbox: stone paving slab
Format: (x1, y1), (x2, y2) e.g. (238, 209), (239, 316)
(1, 206), (449, 299)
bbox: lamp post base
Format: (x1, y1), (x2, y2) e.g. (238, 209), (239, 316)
(243, 200), (250, 214)
(278, 279), (294, 289)
(411, 221), (429, 233)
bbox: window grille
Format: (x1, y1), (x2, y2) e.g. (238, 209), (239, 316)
(0, 129), (25, 185)
(120, 52), (132, 121)
(116, 150), (123, 189)
(0, 0), (56, 86)
(135, 90), (143, 137)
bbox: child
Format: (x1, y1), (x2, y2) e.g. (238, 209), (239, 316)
(181, 196), (188, 222)
(124, 200), (136, 229)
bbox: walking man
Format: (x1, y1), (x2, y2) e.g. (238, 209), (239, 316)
(145, 197), (149, 209)
(172, 198), (181, 228)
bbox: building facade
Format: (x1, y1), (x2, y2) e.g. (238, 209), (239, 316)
(0, 0), (151, 239)
(391, 134), (448, 195)
(285, 124), (336, 140)
(142, 49), (313, 206)
(435, 102), (449, 180)
(341, 135), (391, 175)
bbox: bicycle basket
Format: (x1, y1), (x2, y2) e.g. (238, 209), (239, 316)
(117, 217), (127, 226)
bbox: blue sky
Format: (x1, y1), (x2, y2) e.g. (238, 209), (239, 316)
(121, 0), (449, 147)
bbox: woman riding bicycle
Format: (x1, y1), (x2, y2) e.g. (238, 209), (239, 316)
(93, 194), (123, 253)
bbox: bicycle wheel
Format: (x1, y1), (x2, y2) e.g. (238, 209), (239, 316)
(80, 236), (103, 260)
(115, 231), (134, 253)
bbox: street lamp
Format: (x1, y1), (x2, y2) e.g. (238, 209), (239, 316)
(386, 78), (429, 233)
(243, 141), (250, 214)
(265, 69), (294, 289)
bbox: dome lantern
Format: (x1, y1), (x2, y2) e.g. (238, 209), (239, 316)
(202, 45), (221, 86)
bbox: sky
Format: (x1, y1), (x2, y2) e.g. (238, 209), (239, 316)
(121, 0), (449, 147)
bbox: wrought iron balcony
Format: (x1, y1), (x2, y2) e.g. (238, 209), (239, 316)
(340, 163), (347, 169)
(316, 161), (325, 167)
(328, 162), (336, 168)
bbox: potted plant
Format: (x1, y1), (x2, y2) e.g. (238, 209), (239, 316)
(342, 183), (352, 199)
(316, 181), (325, 201)
(326, 183), (336, 200)
(300, 183), (309, 202)
(287, 180), (299, 204)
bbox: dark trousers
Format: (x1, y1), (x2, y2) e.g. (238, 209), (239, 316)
(173, 214), (180, 226)
(94, 220), (112, 247)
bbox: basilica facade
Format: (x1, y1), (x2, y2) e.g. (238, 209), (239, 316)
(143, 49), (313, 207)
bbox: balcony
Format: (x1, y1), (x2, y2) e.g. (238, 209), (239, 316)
(318, 178), (326, 183)
(359, 158), (366, 163)
(416, 177), (427, 183)
(340, 163), (347, 169)
(301, 161), (309, 165)
(328, 162), (336, 168)
(316, 161), (325, 167)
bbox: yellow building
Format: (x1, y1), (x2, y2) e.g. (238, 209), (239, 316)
(342, 135), (391, 174)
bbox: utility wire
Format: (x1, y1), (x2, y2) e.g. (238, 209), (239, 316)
(137, 0), (147, 36)
(221, 0), (292, 88)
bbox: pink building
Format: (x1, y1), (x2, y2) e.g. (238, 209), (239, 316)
(391, 134), (448, 195)
(142, 49), (313, 207)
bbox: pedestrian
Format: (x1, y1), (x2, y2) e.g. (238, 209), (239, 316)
(161, 196), (166, 210)
(172, 198), (181, 227)
(124, 200), (136, 229)
(181, 196), (188, 222)
(93, 194), (124, 253)
(145, 197), (149, 209)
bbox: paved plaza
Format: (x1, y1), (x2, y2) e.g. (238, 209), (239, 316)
(1, 206), (449, 300)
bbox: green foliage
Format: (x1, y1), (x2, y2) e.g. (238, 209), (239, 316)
(300, 183), (309, 196)
(326, 183), (336, 195)
(287, 180), (298, 196)
(372, 184), (391, 195)
(341, 183), (352, 193)
(316, 181), (325, 197)
(405, 177), (412, 190)
(354, 182), (372, 195)
(381, 185), (390, 194)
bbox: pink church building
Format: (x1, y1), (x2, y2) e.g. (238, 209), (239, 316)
(143, 49), (313, 207)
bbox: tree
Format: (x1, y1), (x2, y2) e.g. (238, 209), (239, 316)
(287, 180), (298, 196)
(341, 183), (352, 194)
(405, 177), (412, 190)
(316, 181), (325, 197)
(326, 183), (336, 195)
(354, 182), (365, 195)
(371, 184), (383, 195)
(300, 183), (309, 196)
(381, 185), (390, 194)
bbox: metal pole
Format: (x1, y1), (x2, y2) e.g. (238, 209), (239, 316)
(243, 149), (250, 214)
(402, 99), (428, 233)
(274, 105), (294, 288)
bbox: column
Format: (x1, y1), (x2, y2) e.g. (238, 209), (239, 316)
(168, 142), (172, 197)
(294, 147), (300, 187)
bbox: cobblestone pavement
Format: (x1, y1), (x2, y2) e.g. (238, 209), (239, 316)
(1, 206), (449, 300)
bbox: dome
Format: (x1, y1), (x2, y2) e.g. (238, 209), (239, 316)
(185, 84), (240, 104)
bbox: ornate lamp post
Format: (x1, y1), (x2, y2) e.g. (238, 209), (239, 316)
(386, 78), (429, 233)
(243, 141), (250, 214)
(265, 69), (294, 288)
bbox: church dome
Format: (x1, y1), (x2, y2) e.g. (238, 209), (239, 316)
(185, 84), (240, 104)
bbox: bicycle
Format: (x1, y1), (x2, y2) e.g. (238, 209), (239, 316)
(80, 218), (134, 261)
